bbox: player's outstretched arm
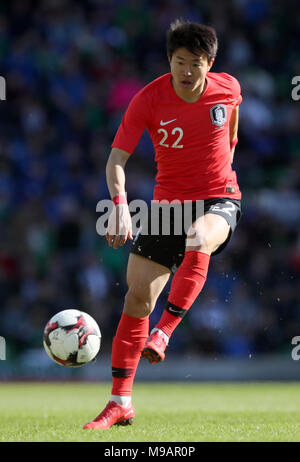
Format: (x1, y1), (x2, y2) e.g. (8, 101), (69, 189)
(106, 148), (133, 249)
(229, 106), (239, 163)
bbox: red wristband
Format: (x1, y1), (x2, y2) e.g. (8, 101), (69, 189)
(112, 195), (128, 205)
(230, 138), (238, 150)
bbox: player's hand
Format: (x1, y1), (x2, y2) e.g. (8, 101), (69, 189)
(106, 204), (133, 249)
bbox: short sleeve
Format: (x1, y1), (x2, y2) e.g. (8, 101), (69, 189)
(230, 75), (242, 107)
(111, 89), (151, 155)
(219, 73), (242, 107)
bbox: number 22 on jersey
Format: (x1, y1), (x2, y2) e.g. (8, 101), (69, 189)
(157, 127), (184, 148)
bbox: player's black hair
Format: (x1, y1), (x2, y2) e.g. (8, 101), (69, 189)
(167, 18), (218, 63)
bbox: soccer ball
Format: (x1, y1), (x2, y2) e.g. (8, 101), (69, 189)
(43, 309), (101, 367)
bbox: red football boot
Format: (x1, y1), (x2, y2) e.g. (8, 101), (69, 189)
(141, 329), (168, 363)
(83, 401), (135, 429)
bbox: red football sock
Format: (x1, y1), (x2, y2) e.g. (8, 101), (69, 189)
(111, 313), (149, 396)
(156, 250), (210, 338)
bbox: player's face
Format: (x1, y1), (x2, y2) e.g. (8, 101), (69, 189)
(168, 47), (214, 101)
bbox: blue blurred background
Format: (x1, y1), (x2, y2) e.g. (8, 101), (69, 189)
(0, 0), (299, 380)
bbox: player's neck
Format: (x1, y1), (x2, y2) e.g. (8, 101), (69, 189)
(172, 78), (207, 103)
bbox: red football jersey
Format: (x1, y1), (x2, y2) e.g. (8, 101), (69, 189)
(112, 72), (242, 202)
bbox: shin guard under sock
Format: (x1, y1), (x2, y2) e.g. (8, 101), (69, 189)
(156, 250), (210, 338)
(111, 313), (149, 396)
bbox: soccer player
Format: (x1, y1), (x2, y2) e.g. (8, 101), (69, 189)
(83, 19), (242, 429)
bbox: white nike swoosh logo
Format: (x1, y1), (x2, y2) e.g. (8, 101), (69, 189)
(168, 307), (180, 313)
(160, 118), (177, 126)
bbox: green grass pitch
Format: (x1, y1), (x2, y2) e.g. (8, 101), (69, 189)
(0, 382), (300, 442)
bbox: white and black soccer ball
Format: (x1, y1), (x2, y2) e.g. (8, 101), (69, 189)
(43, 309), (101, 367)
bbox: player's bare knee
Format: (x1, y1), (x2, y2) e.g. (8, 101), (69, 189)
(186, 232), (220, 254)
(124, 288), (154, 317)
(186, 231), (209, 250)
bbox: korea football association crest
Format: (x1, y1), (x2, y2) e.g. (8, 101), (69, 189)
(210, 104), (227, 127)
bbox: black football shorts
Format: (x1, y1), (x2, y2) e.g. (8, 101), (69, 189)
(130, 198), (241, 273)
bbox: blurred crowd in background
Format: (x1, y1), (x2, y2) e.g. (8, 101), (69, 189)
(0, 0), (299, 363)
